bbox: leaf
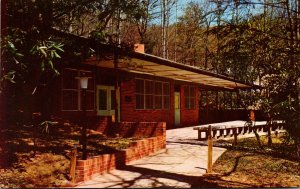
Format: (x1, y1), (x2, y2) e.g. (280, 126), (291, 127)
(48, 60), (54, 69)
(8, 41), (16, 51)
(53, 51), (61, 58)
(41, 62), (45, 71)
(53, 45), (64, 52)
(39, 48), (47, 57)
(50, 51), (54, 58)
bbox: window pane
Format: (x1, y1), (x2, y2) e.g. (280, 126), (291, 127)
(136, 94), (144, 109)
(145, 95), (153, 109)
(136, 79), (144, 94)
(62, 91), (78, 110)
(63, 69), (78, 89)
(190, 86), (195, 98)
(163, 96), (170, 109)
(99, 89), (107, 110)
(184, 86), (190, 109)
(184, 86), (190, 97)
(190, 97), (195, 109)
(155, 82), (162, 95)
(111, 90), (116, 110)
(185, 97), (190, 109)
(85, 91), (95, 110)
(145, 80), (153, 94)
(155, 96), (162, 109)
(163, 83), (170, 95)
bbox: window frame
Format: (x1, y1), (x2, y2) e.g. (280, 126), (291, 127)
(184, 85), (196, 110)
(61, 68), (95, 111)
(135, 78), (170, 110)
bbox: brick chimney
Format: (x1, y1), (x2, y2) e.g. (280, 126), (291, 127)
(134, 44), (145, 53)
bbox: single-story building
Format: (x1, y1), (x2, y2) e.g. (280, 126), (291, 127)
(37, 31), (254, 132)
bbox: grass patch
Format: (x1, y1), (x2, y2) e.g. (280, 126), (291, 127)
(0, 121), (138, 188)
(193, 135), (300, 188)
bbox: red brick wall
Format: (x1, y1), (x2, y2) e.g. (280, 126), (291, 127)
(116, 122), (166, 138)
(75, 122), (166, 183)
(54, 65), (200, 130)
(180, 85), (199, 127)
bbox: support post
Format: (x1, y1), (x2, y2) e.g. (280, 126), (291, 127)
(114, 45), (120, 127)
(70, 147), (77, 184)
(267, 124), (272, 147)
(207, 125), (213, 174)
(82, 89), (87, 160)
(233, 128), (238, 145)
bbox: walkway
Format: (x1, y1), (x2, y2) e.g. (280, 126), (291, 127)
(76, 126), (226, 188)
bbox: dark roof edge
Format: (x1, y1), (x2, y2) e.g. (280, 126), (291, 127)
(50, 28), (261, 89)
(129, 51), (259, 89)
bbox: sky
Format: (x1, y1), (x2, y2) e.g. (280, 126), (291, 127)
(150, 0), (265, 25)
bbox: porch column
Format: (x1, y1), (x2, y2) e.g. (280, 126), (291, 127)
(114, 48), (120, 126)
(216, 91), (219, 110)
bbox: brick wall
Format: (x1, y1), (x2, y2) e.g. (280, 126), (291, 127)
(55, 66), (200, 131)
(116, 122), (166, 138)
(180, 85), (199, 127)
(74, 122), (166, 183)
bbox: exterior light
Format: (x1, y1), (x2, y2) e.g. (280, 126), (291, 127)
(75, 75), (92, 160)
(76, 77), (91, 89)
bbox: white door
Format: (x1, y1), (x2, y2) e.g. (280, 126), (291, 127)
(96, 85), (116, 116)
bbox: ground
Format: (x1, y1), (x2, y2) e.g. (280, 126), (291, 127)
(1, 122), (300, 188)
(0, 121), (136, 188)
(194, 135), (300, 188)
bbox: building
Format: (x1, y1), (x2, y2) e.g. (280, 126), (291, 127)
(46, 34), (253, 133)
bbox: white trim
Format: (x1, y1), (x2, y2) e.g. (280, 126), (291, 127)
(96, 85), (119, 116)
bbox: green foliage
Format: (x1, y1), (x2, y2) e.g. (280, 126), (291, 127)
(30, 40), (64, 74)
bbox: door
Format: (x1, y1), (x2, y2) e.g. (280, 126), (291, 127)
(96, 86), (120, 122)
(174, 92), (180, 127)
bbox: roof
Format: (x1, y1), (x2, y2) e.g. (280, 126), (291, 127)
(86, 49), (256, 90)
(50, 28), (257, 90)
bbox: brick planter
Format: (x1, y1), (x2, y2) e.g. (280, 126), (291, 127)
(75, 122), (166, 183)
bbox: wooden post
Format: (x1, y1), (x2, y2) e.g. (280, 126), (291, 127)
(70, 147), (77, 184)
(267, 124), (272, 147)
(114, 47), (119, 126)
(207, 125), (213, 174)
(233, 128), (238, 145)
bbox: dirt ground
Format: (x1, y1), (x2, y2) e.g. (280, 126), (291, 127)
(0, 122), (135, 188)
(192, 135), (300, 188)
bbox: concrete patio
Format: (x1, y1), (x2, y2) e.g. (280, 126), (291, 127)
(75, 125), (226, 188)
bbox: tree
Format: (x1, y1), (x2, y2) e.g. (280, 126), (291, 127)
(1, 0), (147, 122)
(176, 2), (205, 66)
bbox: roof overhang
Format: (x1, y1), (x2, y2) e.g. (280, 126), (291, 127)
(85, 50), (256, 90)
(49, 29), (257, 90)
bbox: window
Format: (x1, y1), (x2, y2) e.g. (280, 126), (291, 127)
(184, 85), (196, 109)
(154, 82), (162, 109)
(163, 83), (170, 109)
(145, 80), (154, 109)
(135, 79), (170, 110)
(62, 68), (95, 111)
